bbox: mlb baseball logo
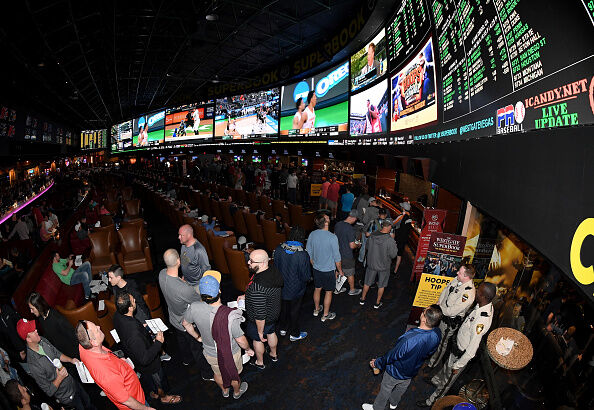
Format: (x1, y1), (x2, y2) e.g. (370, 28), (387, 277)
(514, 101), (525, 124)
(497, 105), (514, 128)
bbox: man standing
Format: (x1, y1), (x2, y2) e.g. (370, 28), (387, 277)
(274, 226), (311, 341)
(360, 218), (398, 309)
(363, 305), (443, 410)
(7, 215), (29, 240)
(427, 264), (476, 368)
(287, 170), (298, 204)
(178, 224), (211, 286)
(307, 213), (343, 322)
(17, 319), (93, 410)
(392, 201), (413, 275)
(319, 178), (331, 210)
(108, 265), (151, 324)
(358, 197), (380, 263)
(51, 252), (93, 299)
(418, 282), (496, 407)
(184, 271), (252, 399)
(158, 249), (213, 379)
(76, 320), (154, 410)
(326, 177), (341, 220)
(113, 291), (181, 405)
(242, 250), (283, 369)
(334, 211), (362, 296)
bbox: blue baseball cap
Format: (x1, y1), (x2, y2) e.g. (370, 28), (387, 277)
(199, 272), (220, 297)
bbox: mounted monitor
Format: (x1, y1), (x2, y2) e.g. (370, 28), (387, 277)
(133, 110), (165, 147)
(80, 129), (107, 150)
(280, 61), (349, 138)
(349, 79), (389, 136)
(113, 120), (133, 151)
(165, 102), (214, 142)
(214, 89), (280, 140)
(390, 38), (437, 132)
(350, 29), (387, 92)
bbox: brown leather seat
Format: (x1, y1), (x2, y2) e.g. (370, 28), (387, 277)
(246, 192), (259, 210)
(300, 212), (315, 232)
(192, 222), (213, 261)
(224, 247), (251, 292)
(100, 215), (114, 227)
(259, 196), (273, 219)
(288, 204), (302, 227)
(219, 201), (235, 228)
(106, 190), (118, 203)
(89, 230), (118, 275)
(232, 209), (248, 236)
(56, 301), (99, 329)
(210, 199), (222, 221)
(97, 299), (117, 347)
(208, 231), (236, 275)
(104, 200), (120, 215)
(143, 283), (165, 322)
(272, 199), (290, 223)
(120, 218), (147, 239)
(117, 225), (152, 275)
(261, 219), (286, 253)
(121, 187), (134, 201)
(124, 199), (141, 219)
(243, 211), (264, 244)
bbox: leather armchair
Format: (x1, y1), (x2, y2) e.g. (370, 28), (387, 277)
(192, 222), (213, 261)
(117, 225), (152, 275)
(261, 219), (286, 253)
(232, 209), (248, 236)
(143, 283), (165, 322)
(243, 211), (264, 244)
(121, 186), (134, 201)
(272, 199), (290, 222)
(124, 199), (141, 219)
(207, 231), (236, 275)
(89, 230), (118, 276)
(97, 299), (117, 347)
(224, 247), (251, 292)
(219, 201), (235, 228)
(104, 200), (120, 216)
(56, 301), (99, 329)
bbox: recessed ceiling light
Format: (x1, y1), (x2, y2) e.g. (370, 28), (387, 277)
(205, 13), (218, 21)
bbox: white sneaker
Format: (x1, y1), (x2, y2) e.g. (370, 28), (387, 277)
(279, 330), (287, 336)
(313, 306), (323, 316)
(333, 287), (347, 295)
(348, 288), (362, 296)
(362, 404), (373, 410)
(390, 405), (397, 409)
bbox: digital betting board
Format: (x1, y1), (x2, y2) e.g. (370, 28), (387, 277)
(386, 0), (431, 68)
(80, 129), (107, 150)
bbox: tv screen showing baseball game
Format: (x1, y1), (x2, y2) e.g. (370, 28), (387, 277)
(165, 102), (214, 142)
(390, 38), (437, 132)
(133, 110), (165, 147)
(350, 29), (387, 92)
(214, 89), (279, 139)
(279, 61), (349, 138)
(349, 79), (389, 136)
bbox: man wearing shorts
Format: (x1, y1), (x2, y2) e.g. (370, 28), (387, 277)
(307, 213), (343, 322)
(326, 177), (341, 219)
(319, 178), (330, 209)
(333, 210), (362, 296)
(184, 271), (252, 399)
(360, 218), (398, 309)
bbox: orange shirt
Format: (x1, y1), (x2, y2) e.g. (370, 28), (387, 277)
(321, 181), (331, 198)
(79, 345), (145, 409)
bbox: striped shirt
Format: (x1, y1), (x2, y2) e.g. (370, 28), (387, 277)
(245, 282), (281, 324)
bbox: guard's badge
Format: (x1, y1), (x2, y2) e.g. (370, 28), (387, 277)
(462, 294), (469, 302)
(476, 324), (484, 334)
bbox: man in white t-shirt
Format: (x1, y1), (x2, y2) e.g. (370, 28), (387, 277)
(301, 91), (317, 130)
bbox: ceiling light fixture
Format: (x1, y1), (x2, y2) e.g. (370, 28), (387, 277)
(205, 13), (218, 21)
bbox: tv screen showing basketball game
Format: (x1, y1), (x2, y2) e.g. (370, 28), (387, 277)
(280, 61), (349, 138)
(349, 79), (389, 136)
(133, 110), (165, 147)
(350, 29), (387, 92)
(390, 38), (437, 132)
(214, 89), (279, 139)
(165, 102), (214, 142)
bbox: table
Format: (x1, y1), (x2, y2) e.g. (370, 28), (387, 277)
(486, 327), (533, 371)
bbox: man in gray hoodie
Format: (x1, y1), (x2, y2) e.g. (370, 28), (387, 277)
(360, 218), (398, 309)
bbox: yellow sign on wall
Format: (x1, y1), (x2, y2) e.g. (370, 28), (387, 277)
(310, 184), (322, 197)
(412, 274), (453, 308)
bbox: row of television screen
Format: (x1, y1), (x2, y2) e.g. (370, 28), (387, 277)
(112, 32), (436, 151)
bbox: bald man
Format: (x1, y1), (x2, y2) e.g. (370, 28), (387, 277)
(158, 249), (214, 379)
(238, 249), (284, 369)
(178, 224), (211, 286)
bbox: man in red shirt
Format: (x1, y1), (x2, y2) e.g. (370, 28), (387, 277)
(326, 177), (341, 220)
(319, 178), (330, 210)
(76, 320), (154, 410)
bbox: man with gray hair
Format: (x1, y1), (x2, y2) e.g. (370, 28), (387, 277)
(158, 249), (213, 380)
(178, 224), (211, 286)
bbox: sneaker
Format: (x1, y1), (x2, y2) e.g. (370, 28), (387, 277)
(390, 405), (397, 409)
(222, 389), (230, 398)
(249, 360), (265, 370)
(202, 375), (215, 381)
(362, 404), (373, 410)
(233, 382), (248, 399)
(374, 302), (383, 309)
(320, 312), (336, 322)
(313, 306), (323, 317)
(182, 361), (191, 366)
(348, 288), (362, 296)
(268, 353), (278, 362)
(160, 353), (171, 361)
(333, 287), (347, 295)
(289, 332), (308, 342)
(359, 298), (365, 306)
(279, 330), (287, 336)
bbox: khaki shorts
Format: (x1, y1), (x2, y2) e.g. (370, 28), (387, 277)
(205, 350), (243, 376)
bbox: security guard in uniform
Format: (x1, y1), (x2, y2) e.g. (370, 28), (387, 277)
(418, 282), (496, 407)
(427, 263), (476, 368)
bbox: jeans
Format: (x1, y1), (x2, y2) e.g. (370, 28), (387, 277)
(373, 372), (411, 409)
(140, 366), (170, 395)
(70, 262), (92, 298)
(64, 379), (95, 410)
(279, 297), (303, 338)
(175, 328), (214, 379)
(287, 188), (297, 204)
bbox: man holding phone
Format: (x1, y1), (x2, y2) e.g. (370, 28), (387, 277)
(51, 252), (93, 299)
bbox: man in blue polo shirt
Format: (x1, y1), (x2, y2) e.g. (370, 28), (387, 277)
(362, 304), (443, 410)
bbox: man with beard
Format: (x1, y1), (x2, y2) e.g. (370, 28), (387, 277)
(238, 249), (283, 370)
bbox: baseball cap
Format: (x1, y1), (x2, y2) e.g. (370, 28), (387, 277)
(348, 209), (359, 219)
(203, 270), (221, 283)
(400, 201), (411, 211)
(381, 218), (394, 228)
(200, 215), (209, 223)
(199, 274), (220, 297)
(368, 197), (376, 203)
(16, 318), (36, 340)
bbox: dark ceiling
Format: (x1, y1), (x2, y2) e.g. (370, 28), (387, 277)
(0, 0), (375, 130)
